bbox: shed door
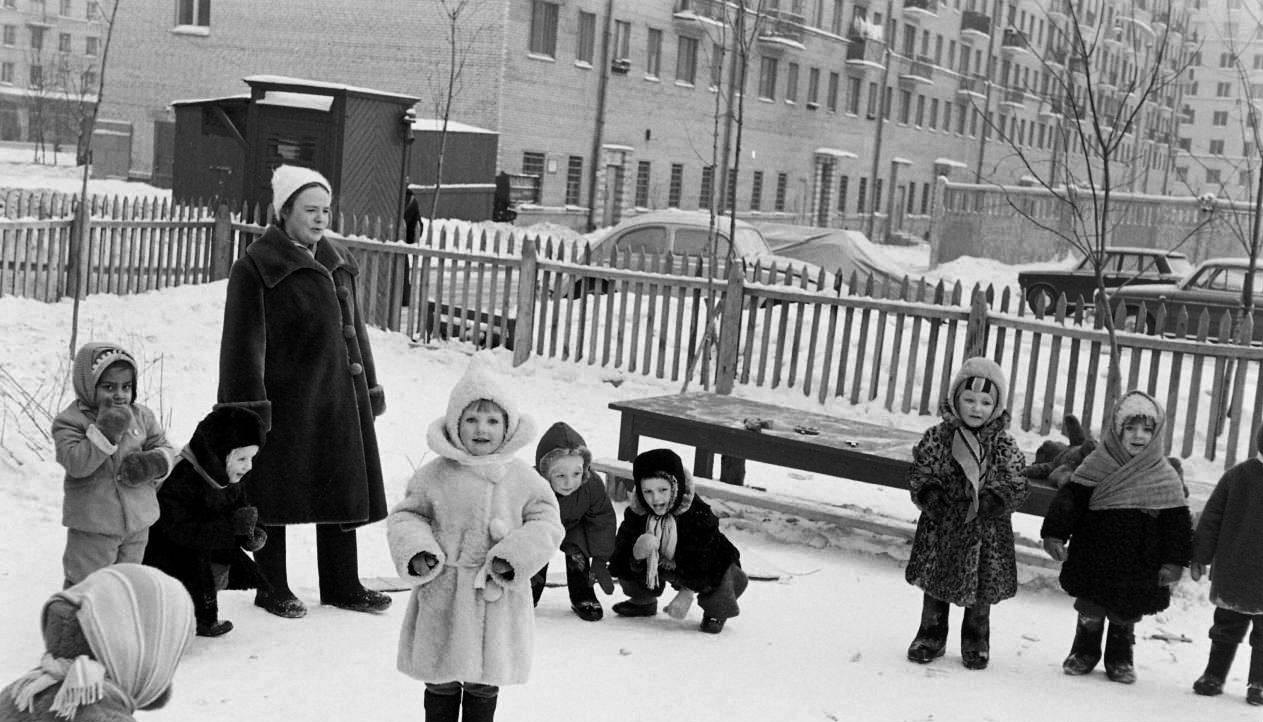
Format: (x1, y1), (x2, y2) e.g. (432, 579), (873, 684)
(255, 111), (333, 215)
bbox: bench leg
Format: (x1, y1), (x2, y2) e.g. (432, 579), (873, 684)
(720, 456), (746, 486)
(694, 449), (715, 479)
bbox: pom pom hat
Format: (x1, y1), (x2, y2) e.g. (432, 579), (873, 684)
(943, 356), (1008, 424)
(270, 164), (331, 216)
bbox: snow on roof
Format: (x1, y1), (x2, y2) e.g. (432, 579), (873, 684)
(258, 91), (334, 112)
(243, 75), (419, 104)
(410, 118), (496, 134)
(814, 147), (858, 159)
(933, 157), (968, 169)
(170, 93), (250, 107)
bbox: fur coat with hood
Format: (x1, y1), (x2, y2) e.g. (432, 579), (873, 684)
(142, 407), (270, 601)
(608, 458), (741, 595)
(51, 343), (177, 537)
(387, 355), (563, 687)
(904, 357), (1029, 607)
(217, 223), (387, 527)
(533, 422), (616, 561)
(1041, 390), (1192, 620)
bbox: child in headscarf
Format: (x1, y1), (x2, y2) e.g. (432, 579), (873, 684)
(1041, 389), (1192, 685)
(904, 356), (1029, 670)
(607, 448), (747, 634)
(0, 564), (195, 722)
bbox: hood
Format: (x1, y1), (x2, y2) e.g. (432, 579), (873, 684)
(534, 421), (592, 472)
(71, 342), (138, 407)
(940, 355), (1008, 425)
(427, 352), (536, 467)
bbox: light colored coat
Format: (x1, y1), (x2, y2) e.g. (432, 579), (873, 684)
(387, 356), (563, 686)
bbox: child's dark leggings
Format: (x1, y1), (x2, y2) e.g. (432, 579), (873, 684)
(619, 562), (749, 619)
(1210, 607), (1263, 647)
(425, 682), (498, 699)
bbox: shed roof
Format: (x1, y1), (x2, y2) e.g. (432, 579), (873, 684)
(243, 75), (420, 105)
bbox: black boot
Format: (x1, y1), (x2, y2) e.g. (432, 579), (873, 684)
(1062, 613), (1105, 675)
(961, 604), (991, 670)
(1249, 647), (1263, 705)
(195, 593), (233, 637)
(1193, 642), (1237, 696)
(461, 690), (498, 722)
(907, 594), (950, 664)
(1104, 621), (1136, 684)
(423, 689), (460, 722)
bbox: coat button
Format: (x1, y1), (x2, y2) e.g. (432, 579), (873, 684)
(349, 362), (364, 376)
(343, 324), (356, 339)
(336, 287), (350, 300)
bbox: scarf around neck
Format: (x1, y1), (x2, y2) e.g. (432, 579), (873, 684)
(951, 426), (988, 522)
(644, 513), (679, 589)
(1071, 423), (1186, 511)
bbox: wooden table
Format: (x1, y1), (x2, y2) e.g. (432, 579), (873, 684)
(608, 392), (1056, 517)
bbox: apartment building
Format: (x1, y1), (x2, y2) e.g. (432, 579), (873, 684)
(100, 1), (1189, 232)
(0, 0), (104, 145)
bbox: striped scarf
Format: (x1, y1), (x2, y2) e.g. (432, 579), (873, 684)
(951, 427), (988, 522)
(644, 514), (679, 589)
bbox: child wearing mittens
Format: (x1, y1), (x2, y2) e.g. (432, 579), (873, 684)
(387, 355), (563, 722)
(608, 448), (748, 634)
(904, 356), (1029, 670)
(1189, 426), (1263, 705)
(530, 421), (617, 621)
(51, 342), (177, 588)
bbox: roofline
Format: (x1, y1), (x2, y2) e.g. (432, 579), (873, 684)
(243, 75), (420, 105)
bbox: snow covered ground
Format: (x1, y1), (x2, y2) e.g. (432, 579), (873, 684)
(0, 155), (1248, 721)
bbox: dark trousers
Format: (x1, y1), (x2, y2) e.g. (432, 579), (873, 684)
(618, 562), (748, 619)
(530, 552), (598, 607)
(1210, 607), (1263, 647)
(1074, 597), (1141, 625)
(253, 523), (363, 601)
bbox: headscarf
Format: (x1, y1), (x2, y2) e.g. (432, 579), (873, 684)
(1070, 390), (1187, 511)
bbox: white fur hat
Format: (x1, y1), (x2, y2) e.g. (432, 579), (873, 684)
(1112, 390), (1163, 436)
(443, 352), (530, 451)
(271, 164), (331, 216)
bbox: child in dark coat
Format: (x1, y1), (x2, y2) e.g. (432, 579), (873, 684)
(1190, 426), (1263, 705)
(608, 448), (747, 634)
(904, 356), (1029, 670)
(142, 406), (270, 638)
(529, 422), (617, 621)
(1041, 390), (1192, 685)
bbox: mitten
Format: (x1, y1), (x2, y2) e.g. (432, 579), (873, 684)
(491, 557), (515, 581)
(1158, 563), (1184, 586)
(665, 588), (695, 619)
(231, 506), (259, 536)
(95, 405), (133, 444)
(1190, 562), (1207, 582)
(408, 552), (439, 576)
(632, 533), (658, 561)
(977, 491), (1005, 518)
(242, 526), (267, 552)
(1042, 537), (1068, 562)
(118, 449), (168, 485)
(591, 557), (615, 594)
(917, 487), (946, 518)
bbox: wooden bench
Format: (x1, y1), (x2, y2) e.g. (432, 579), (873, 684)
(607, 392), (1057, 518)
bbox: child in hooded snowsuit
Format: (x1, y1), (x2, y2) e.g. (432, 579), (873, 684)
(142, 406), (270, 638)
(1189, 426), (1263, 705)
(388, 355), (563, 722)
(1041, 390), (1192, 685)
(52, 343), (177, 588)
(0, 564), (194, 722)
(529, 422), (617, 621)
(904, 356), (1029, 671)
(608, 448), (748, 634)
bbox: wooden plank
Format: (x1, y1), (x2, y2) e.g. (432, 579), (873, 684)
(803, 268), (826, 398)
(940, 283), (964, 411)
(1162, 309), (1189, 453)
(640, 253), (660, 374)
(1182, 311), (1210, 459)
(1225, 315), (1252, 466)
(1039, 295), (1066, 434)
(868, 276), (891, 402)
(818, 301), (840, 404)
(627, 254), (646, 373)
(1204, 312), (1234, 460)
(902, 279), (926, 413)
(850, 276), (875, 405)
(920, 281), (946, 413)
(1021, 295), (1043, 432)
(613, 251), (633, 368)
(885, 278), (909, 411)
(1063, 303), (1084, 420)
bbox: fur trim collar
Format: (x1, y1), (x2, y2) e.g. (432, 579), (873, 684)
(246, 225), (358, 289)
(627, 467), (697, 517)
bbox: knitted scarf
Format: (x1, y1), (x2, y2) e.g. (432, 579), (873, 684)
(1071, 411), (1186, 512)
(644, 513), (679, 589)
(951, 426), (988, 522)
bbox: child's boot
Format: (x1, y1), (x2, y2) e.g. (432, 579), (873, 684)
(195, 592), (233, 638)
(461, 688), (498, 722)
(1193, 641), (1237, 696)
(1062, 613), (1105, 675)
(960, 603), (991, 670)
(1103, 621), (1137, 684)
(1249, 646), (1263, 705)
(907, 594), (950, 663)
(566, 556), (603, 622)
(423, 688), (461, 722)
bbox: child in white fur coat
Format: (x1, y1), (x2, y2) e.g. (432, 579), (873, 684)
(387, 355), (563, 722)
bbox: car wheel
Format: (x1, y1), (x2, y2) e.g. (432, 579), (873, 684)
(1025, 284), (1059, 315)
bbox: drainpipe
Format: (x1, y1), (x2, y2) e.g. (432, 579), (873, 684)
(586, 0), (616, 231)
(864, 0), (896, 241)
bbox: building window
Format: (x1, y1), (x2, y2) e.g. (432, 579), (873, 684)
(1241, 170), (1253, 188)
(0, 62), (12, 84)
(176, 0), (211, 27)
(906, 184), (916, 214)
(30, 27), (44, 51)
(806, 67), (820, 106)
(2, 25), (14, 46)
(831, 0), (845, 35)
(528, 1), (558, 58)
(85, 36), (98, 55)
(522, 151), (545, 202)
(29, 65), (42, 88)
(725, 167), (737, 210)
(668, 163), (683, 207)
(565, 156), (583, 205)
(915, 94), (925, 126)
(676, 36), (698, 84)
(646, 28), (662, 78)
(1210, 139), (1225, 155)
(827, 71), (839, 112)
(86, 0), (97, 19)
(635, 161), (651, 207)
(1213, 110), (1228, 126)
(837, 175), (848, 212)
(1217, 81), (1231, 97)
(785, 62), (799, 103)
(845, 76), (859, 114)
(898, 89), (912, 124)
(866, 81), (877, 118)
(1206, 168), (1221, 184)
(857, 177), (867, 214)
(758, 56), (778, 100)
(751, 170), (763, 211)
(576, 11), (595, 65)
(58, 33), (71, 53)
(81, 68), (95, 88)
(921, 182), (932, 215)
(613, 20), (630, 60)
(60, 0), (71, 14)
(699, 165), (714, 209)
(942, 100), (952, 131)
(775, 172), (788, 212)
(710, 43), (724, 88)
(874, 178), (883, 212)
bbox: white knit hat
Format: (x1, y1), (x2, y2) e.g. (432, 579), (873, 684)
(271, 164), (331, 216)
(1113, 390), (1162, 436)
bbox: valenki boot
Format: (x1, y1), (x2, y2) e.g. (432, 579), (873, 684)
(1104, 621), (1137, 684)
(423, 688), (461, 722)
(960, 604), (991, 670)
(1249, 646), (1263, 706)
(907, 594), (950, 663)
(1062, 613), (1105, 675)
(1193, 641), (1237, 696)
(461, 689), (498, 722)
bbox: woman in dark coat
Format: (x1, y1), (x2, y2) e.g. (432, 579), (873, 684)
(217, 164), (390, 618)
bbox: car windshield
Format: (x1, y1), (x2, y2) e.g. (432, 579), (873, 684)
(1189, 266), (1263, 295)
(1168, 257), (1193, 276)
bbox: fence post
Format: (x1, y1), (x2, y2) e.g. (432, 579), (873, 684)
(511, 236), (538, 366)
(964, 286), (990, 358)
(64, 197), (86, 300)
(210, 202), (233, 280)
(714, 261), (745, 395)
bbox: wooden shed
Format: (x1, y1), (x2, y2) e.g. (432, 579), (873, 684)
(407, 118), (499, 222)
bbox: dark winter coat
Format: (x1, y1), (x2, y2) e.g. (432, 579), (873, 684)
(609, 492), (740, 595)
(1194, 458), (1263, 614)
(142, 450), (268, 599)
(904, 413), (1029, 607)
(1041, 473), (1193, 620)
(217, 225), (387, 526)
(533, 422), (616, 561)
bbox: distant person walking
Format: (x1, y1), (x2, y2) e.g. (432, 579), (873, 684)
(217, 164), (391, 619)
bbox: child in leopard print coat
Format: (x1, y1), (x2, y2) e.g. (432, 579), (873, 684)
(904, 357), (1029, 671)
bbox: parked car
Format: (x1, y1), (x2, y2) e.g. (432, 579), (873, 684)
(1107, 257), (1263, 340)
(1017, 246), (1191, 314)
(562, 210), (839, 296)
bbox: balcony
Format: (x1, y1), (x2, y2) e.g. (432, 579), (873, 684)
(757, 8), (805, 49)
(998, 87), (1025, 110)
(1000, 28), (1029, 58)
(672, 0), (726, 25)
(1103, 23), (1125, 50)
(1046, 47), (1067, 71)
(960, 10), (990, 44)
(902, 0), (938, 23)
(898, 56), (934, 85)
(845, 37), (885, 71)
(1151, 11), (1169, 34)
(1116, 14), (1154, 40)
(1068, 56), (1088, 78)
(956, 74), (986, 100)
(1046, 0), (1070, 24)
(1038, 98), (1064, 120)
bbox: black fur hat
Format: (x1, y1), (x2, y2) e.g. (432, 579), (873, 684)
(197, 406), (266, 460)
(633, 448), (686, 486)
